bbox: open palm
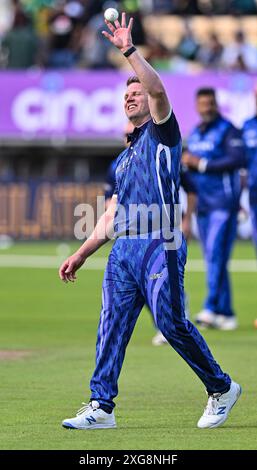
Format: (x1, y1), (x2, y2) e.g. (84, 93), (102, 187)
(102, 12), (133, 51)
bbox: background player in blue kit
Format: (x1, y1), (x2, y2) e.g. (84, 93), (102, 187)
(59, 13), (241, 430)
(242, 87), (257, 256)
(183, 88), (245, 331)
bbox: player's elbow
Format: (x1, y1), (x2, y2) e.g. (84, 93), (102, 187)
(149, 86), (166, 99)
(231, 154), (246, 170)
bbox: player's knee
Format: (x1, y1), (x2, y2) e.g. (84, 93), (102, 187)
(172, 318), (192, 337)
(156, 318), (187, 342)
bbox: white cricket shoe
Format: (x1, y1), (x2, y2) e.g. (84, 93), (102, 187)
(152, 330), (168, 346)
(195, 309), (217, 328)
(197, 381), (242, 429)
(62, 400), (116, 430)
(215, 315), (238, 330)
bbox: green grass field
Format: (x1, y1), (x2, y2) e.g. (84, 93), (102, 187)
(0, 240), (257, 450)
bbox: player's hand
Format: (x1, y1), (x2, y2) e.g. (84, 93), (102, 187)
(182, 152), (200, 169)
(59, 252), (86, 283)
(102, 12), (133, 52)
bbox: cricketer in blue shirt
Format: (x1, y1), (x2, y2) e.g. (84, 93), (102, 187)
(104, 136), (196, 346)
(242, 90), (257, 254)
(59, 14), (241, 430)
(183, 87), (246, 330)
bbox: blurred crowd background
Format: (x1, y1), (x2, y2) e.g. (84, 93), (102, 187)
(0, 0), (257, 72)
(0, 0), (256, 240)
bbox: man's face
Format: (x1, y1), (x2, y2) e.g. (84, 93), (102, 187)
(196, 94), (218, 123)
(124, 82), (150, 124)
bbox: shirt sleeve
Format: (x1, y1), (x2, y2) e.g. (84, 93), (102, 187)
(149, 110), (181, 147)
(206, 126), (247, 173)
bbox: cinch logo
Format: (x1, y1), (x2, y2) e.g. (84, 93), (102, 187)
(11, 85), (125, 133)
(86, 416), (96, 424)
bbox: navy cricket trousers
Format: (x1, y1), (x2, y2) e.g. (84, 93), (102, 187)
(90, 237), (231, 409)
(197, 209), (238, 317)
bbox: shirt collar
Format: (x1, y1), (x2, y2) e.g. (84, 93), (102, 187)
(127, 120), (150, 143)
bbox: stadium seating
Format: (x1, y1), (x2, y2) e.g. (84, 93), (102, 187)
(143, 15), (257, 48)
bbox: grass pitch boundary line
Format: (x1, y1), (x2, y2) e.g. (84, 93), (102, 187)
(0, 255), (107, 270)
(0, 255), (256, 272)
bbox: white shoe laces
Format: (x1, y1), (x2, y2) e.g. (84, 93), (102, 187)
(76, 402), (92, 416)
(203, 393), (222, 416)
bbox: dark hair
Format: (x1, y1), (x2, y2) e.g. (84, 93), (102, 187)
(126, 76), (140, 86)
(13, 11), (31, 28)
(196, 87), (216, 99)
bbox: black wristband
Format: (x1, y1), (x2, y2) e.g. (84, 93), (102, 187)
(123, 46), (136, 57)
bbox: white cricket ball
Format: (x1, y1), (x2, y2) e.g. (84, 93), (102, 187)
(104, 8), (119, 22)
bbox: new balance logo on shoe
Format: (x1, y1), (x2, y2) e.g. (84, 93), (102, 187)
(217, 406), (226, 415)
(86, 416), (97, 424)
